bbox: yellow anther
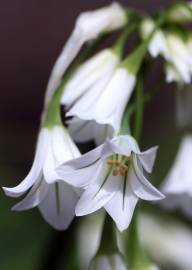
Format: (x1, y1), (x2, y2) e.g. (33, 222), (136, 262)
(112, 169), (119, 176)
(107, 160), (117, 166)
(107, 155), (129, 177)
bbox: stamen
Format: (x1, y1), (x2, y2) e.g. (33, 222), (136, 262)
(107, 155), (129, 176)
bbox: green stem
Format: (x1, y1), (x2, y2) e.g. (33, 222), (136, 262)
(112, 21), (140, 57)
(133, 73), (144, 142)
(126, 213), (139, 269)
(97, 213), (118, 255)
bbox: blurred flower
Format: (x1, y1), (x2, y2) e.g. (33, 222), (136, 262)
(57, 135), (164, 231)
(141, 19), (192, 84)
(142, 265), (160, 270)
(139, 213), (192, 270)
(44, 2), (127, 110)
(161, 135), (192, 217)
(176, 85), (192, 128)
(3, 126), (80, 230)
(168, 2), (192, 23)
(89, 253), (127, 270)
(77, 213), (103, 269)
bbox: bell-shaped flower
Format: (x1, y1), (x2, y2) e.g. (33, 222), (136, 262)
(3, 126), (81, 230)
(161, 135), (192, 217)
(44, 2), (127, 109)
(61, 48), (120, 107)
(89, 253), (127, 270)
(141, 19), (192, 84)
(140, 213), (192, 270)
(67, 68), (135, 132)
(57, 135), (164, 231)
(61, 47), (136, 144)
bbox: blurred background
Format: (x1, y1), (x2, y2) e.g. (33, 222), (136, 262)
(0, 0), (191, 269)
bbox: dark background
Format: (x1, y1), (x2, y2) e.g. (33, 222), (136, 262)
(0, 1), (188, 270)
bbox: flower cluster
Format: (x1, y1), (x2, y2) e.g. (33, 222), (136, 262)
(3, 1), (192, 269)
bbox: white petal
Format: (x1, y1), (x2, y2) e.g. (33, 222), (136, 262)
(57, 143), (103, 171)
(138, 146), (158, 173)
(76, 3), (127, 40)
(12, 177), (49, 211)
(93, 123), (114, 145)
(44, 3), (126, 112)
(43, 126), (80, 183)
(110, 135), (140, 156)
(75, 163), (121, 216)
(105, 179), (138, 231)
(61, 49), (119, 106)
(132, 155), (164, 200)
(38, 181), (79, 230)
(43, 29), (84, 112)
(67, 71), (112, 119)
(69, 118), (95, 143)
(162, 135), (192, 194)
(149, 30), (169, 59)
(165, 63), (184, 83)
(3, 128), (49, 197)
(57, 160), (101, 188)
(68, 68), (135, 131)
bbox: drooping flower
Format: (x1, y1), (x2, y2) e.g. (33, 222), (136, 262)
(89, 253), (127, 270)
(57, 135), (164, 231)
(44, 2), (127, 110)
(61, 43), (140, 144)
(161, 135), (192, 217)
(3, 126), (81, 230)
(140, 213), (192, 270)
(141, 18), (192, 84)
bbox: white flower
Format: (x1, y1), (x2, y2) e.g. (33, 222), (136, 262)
(61, 49), (120, 106)
(165, 33), (192, 84)
(161, 135), (192, 217)
(61, 49), (136, 144)
(68, 68), (135, 131)
(61, 48), (120, 144)
(168, 2), (192, 23)
(141, 19), (192, 84)
(139, 213), (192, 270)
(57, 135), (164, 231)
(44, 2), (127, 110)
(89, 253), (127, 270)
(3, 126), (81, 230)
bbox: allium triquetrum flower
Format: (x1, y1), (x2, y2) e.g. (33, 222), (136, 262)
(141, 18), (192, 84)
(44, 2), (128, 109)
(161, 135), (192, 217)
(57, 135), (164, 231)
(3, 126), (80, 230)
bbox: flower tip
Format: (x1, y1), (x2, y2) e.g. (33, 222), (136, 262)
(2, 186), (16, 197)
